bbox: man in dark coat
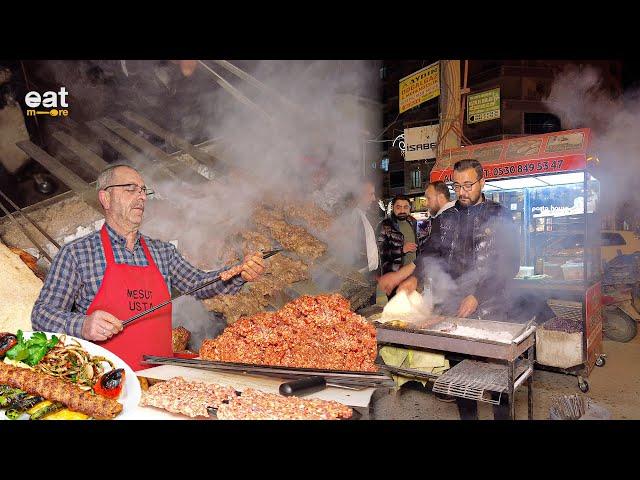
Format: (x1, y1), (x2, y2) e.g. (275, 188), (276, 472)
(376, 195), (421, 299)
(398, 159), (520, 419)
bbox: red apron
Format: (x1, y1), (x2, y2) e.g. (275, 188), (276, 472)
(86, 225), (172, 371)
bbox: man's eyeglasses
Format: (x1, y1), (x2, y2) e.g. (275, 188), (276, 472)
(103, 184), (154, 196)
(452, 179), (482, 192)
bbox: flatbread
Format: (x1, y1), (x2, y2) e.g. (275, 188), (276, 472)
(0, 241), (43, 333)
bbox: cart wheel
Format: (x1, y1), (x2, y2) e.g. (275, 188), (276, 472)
(603, 308), (637, 343)
(578, 377), (589, 393)
(595, 355), (606, 367)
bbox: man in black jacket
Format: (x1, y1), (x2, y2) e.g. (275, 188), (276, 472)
(401, 160), (520, 319)
(398, 159), (520, 419)
(376, 195), (421, 298)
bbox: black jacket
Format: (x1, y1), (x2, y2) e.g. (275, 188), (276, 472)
(417, 196), (520, 319)
(376, 213), (420, 275)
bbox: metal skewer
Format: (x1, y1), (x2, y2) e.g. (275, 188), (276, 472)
(0, 189), (61, 250)
(122, 249), (282, 328)
(0, 194), (53, 262)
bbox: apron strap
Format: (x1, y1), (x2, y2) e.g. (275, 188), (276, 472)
(139, 236), (161, 271)
(100, 225), (116, 265)
(101, 225), (157, 270)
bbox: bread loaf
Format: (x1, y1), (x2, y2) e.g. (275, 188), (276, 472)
(0, 241), (43, 333)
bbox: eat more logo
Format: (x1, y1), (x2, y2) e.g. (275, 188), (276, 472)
(24, 87), (69, 116)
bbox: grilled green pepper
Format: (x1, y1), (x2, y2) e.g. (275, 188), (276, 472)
(29, 401), (65, 420)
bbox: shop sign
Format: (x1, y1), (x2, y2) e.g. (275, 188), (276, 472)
(467, 87), (500, 124)
(404, 124), (439, 161)
(399, 62), (440, 114)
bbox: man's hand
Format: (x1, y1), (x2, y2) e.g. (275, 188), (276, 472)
(82, 310), (123, 342)
(378, 272), (401, 296)
(457, 295), (479, 318)
(397, 276), (418, 294)
(240, 253), (265, 282)
(403, 242), (417, 254)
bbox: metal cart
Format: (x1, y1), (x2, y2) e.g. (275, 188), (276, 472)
(535, 298), (606, 393)
(431, 128), (605, 393)
(375, 317), (536, 420)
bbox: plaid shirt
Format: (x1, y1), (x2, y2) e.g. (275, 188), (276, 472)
(31, 223), (244, 338)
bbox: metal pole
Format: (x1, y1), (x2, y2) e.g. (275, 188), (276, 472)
(0, 189), (61, 250)
(507, 360), (515, 420)
(0, 197), (53, 262)
(211, 60), (304, 116)
(527, 345), (534, 420)
(197, 61), (272, 123)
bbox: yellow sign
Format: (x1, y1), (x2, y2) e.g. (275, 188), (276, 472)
(399, 62), (440, 114)
(467, 87), (500, 124)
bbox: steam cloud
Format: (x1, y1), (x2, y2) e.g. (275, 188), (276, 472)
(543, 64), (637, 220)
(31, 60), (382, 347)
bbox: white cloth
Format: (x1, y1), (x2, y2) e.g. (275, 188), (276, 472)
(355, 208), (379, 272)
(435, 200), (456, 217)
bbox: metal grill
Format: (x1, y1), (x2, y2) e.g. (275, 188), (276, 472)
(432, 360), (527, 405)
(547, 299), (583, 323)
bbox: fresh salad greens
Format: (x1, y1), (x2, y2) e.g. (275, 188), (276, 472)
(4, 331), (59, 366)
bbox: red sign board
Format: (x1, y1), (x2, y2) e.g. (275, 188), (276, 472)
(430, 128), (591, 182)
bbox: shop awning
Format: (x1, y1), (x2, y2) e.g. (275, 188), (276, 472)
(430, 128), (592, 182)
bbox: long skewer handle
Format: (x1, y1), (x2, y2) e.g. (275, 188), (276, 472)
(122, 249), (282, 328)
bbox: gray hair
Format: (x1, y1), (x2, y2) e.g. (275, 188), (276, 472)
(95, 164), (139, 191)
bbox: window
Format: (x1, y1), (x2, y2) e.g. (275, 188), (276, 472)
(390, 171), (404, 188)
(524, 113), (561, 134)
(411, 170), (421, 189)
(601, 232), (626, 247)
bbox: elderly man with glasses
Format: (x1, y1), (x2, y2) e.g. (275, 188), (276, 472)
(396, 158), (520, 419)
(31, 164), (265, 371)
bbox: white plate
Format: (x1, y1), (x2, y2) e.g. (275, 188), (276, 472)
(1, 331), (141, 420)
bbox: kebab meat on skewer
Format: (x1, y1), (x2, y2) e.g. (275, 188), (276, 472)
(0, 362), (123, 419)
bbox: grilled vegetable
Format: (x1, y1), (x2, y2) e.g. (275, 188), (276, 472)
(42, 409), (89, 420)
(0, 384), (20, 395)
(28, 400), (65, 420)
(94, 368), (125, 399)
(0, 333), (18, 358)
(4, 393), (43, 419)
(0, 389), (25, 409)
(5, 409), (24, 420)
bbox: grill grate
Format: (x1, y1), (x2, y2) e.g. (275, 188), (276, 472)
(547, 299), (583, 323)
(432, 360), (527, 404)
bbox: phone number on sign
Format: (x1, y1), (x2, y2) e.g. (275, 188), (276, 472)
(440, 159), (565, 182)
(487, 159), (564, 178)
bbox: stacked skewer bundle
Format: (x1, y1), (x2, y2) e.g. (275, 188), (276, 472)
(550, 394), (588, 420)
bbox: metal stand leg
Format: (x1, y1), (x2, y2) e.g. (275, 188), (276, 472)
(527, 346), (534, 420)
(527, 376), (533, 420)
(507, 360), (515, 420)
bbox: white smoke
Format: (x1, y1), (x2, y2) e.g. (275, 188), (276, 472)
(543, 64), (638, 218)
(25, 60), (382, 340)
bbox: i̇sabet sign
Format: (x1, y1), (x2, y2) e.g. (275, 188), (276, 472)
(403, 124), (439, 161)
